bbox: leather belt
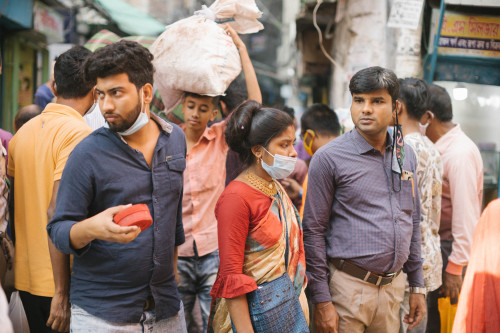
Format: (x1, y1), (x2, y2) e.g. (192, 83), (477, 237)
(144, 295), (155, 311)
(331, 258), (401, 286)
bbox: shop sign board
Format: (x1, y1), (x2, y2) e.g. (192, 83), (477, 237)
(33, 1), (65, 43)
(433, 11), (500, 58)
(387, 0), (425, 30)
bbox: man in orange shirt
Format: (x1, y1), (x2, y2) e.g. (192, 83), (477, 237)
(8, 46), (94, 333)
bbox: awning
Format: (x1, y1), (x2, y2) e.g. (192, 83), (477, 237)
(94, 0), (165, 36)
(84, 29), (156, 51)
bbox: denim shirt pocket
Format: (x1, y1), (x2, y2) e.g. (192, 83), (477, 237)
(400, 179), (414, 215)
(166, 153), (186, 191)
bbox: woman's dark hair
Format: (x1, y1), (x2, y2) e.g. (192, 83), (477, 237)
(85, 40), (154, 89)
(398, 78), (429, 120)
(225, 100), (294, 165)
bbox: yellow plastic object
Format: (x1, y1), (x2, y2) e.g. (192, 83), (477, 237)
(438, 296), (459, 333)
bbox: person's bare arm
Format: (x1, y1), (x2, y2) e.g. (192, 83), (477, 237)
(174, 246), (179, 284)
(46, 181), (70, 332)
(223, 25), (262, 104)
(226, 295), (254, 333)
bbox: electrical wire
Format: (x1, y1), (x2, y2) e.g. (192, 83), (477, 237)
(312, 0), (344, 73)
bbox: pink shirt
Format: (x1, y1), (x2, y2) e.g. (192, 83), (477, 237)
(435, 124), (483, 275)
(178, 122), (229, 257)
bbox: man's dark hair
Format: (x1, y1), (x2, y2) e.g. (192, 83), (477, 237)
(15, 104), (42, 131)
(54, 46), (94, 99)
(398, 78), (429, 120)
(184, 92), (220, 108)
(349, 66), (399, 104)
(274, 105), (295, 120)
(85, 40), (154, 89)
(427, 84), (453, 122)
(220, 78), (247, 113)
(301, 104), (341, 137)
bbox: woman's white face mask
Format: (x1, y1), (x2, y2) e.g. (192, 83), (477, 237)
(261, 147), (297, 180)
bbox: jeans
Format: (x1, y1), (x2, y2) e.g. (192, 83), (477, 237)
(70, 302), (187, 333)
(177, 248), (219, 333)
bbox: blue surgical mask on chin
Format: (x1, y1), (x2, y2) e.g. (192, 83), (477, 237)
(261, 147), (297, 180)
(117, 88), (149, 136)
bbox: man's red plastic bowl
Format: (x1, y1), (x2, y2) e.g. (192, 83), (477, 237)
(113, 204), (153, 231)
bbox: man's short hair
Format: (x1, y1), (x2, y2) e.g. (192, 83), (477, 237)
(54, 46), (94, 99)
(349, 66), (399, 104)
(15, 104), (42, 131)
(85, 40), (154, 89)
(184, 92), (220, 108)
(427, 84), (453, 122)
(398, 78), (429, 121)
(301, 104), (341, 137)
(274, 105), (295, 120)
(220, 78), (247, 112)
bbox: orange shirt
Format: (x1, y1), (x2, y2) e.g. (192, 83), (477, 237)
(178, 122), (229, 257)
(7, 103), (91, 296)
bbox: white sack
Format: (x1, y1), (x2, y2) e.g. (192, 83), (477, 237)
(151, 0), (263, 111)
(195, 0), (264, 34)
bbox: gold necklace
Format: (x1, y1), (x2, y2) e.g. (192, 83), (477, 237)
(245, 173), (277, 197)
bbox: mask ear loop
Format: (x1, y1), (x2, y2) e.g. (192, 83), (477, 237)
(391, 103), (403, 193)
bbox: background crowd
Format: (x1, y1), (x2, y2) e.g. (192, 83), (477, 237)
(0, 10), (497, 333)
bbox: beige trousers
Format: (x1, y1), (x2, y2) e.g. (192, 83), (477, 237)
(328, 262), (406, 333)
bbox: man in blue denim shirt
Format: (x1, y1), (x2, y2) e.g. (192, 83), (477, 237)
(47, 41), (187, 332)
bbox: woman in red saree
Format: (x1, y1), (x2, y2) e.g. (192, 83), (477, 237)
(208, 101), (308, 332)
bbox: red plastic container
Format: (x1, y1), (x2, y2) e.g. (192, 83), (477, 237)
(113, 204), (153, 231)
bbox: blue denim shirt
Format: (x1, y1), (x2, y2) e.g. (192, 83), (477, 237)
(47, 115), (186, 323)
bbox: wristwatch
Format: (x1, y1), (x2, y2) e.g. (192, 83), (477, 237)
(410, 286), (427, 297)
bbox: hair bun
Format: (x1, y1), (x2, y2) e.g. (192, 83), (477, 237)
(224, 100), (261, 157)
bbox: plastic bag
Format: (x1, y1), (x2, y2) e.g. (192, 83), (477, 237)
(8, 291), (28, 333)
(151, 0), (263, 111)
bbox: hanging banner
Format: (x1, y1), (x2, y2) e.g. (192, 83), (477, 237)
(433, 11), (500, 58)
(33, 1), (65, 43)
(387, 0), (425, 30)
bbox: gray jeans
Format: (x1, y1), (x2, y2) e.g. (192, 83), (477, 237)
(70, 302), (187, 333)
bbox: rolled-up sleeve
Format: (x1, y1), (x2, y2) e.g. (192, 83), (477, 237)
(47, 147), (94, 256)
(302, 152), (336, 304)
(210, 192), (257, 298)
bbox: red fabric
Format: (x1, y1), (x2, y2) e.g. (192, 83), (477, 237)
(453, 199), (500, 333)
(210, 181), (273, 298)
